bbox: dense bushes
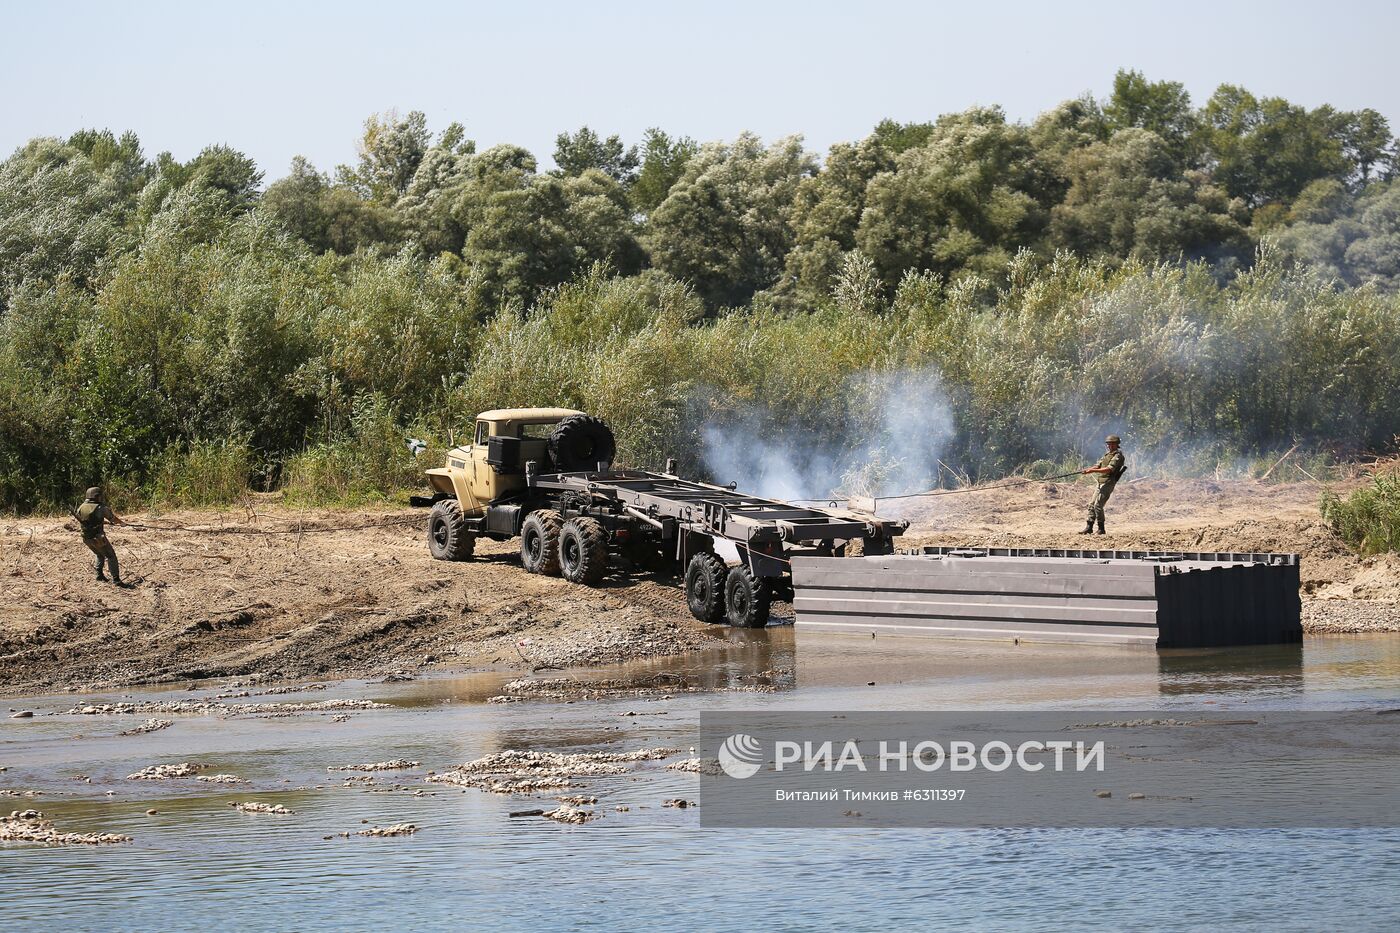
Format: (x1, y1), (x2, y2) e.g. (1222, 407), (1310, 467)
(456, 250), (1400, 492)
(3, 212), (1399, 514)
(1323, 468), (1400, 554)
(280, 395), (439, 506)
(5, 224), (1400, 513)
(3, 76), (1399, 513)
(146, 440), (255, 509)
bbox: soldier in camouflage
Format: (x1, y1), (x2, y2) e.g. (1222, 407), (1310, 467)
(1078, 435), (1125, 535)
(74, 486), (128, 585)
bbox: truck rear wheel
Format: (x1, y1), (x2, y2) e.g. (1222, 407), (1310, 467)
(428, 500), (474, 561)
(724, 565), (771, 628)
(685, 552), (727, 624)
(862, 534), (894, 556)
(520, 509), (563, 575)
(560, 517), (609, 585)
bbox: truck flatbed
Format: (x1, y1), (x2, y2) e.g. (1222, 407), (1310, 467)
(530, 467), (905, 548)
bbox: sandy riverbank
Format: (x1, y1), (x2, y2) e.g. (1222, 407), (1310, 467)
(2, 477), (1397, 695)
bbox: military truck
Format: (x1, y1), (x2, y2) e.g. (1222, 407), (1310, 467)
(413, 408), (907, 628)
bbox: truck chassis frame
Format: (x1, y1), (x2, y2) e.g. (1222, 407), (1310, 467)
(416, 466), (907, 628)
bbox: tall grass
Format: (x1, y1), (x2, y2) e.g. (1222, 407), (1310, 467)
(281, 395), (438, 506)
(146, 439), (254, 508)
(1322, 468), (1400, 554)
(4, 238), (1400, 513)
(456, 251), (1400, 483)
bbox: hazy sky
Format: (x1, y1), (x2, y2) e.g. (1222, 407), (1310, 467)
(3, 0), (1396, 179)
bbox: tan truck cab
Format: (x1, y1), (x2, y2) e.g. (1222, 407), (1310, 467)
(426, 408), (584, 516)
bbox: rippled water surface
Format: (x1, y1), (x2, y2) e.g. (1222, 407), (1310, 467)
(4, 631), (1400, 931)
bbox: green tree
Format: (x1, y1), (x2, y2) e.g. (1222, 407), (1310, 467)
(1050, 128), (1248, 263)
(645, 134), (817, 308)
(870, 118), (935, 155)
(394, 124), (477, 253)
(312, 249), (476, 412)
(1102, 69), (1199, 166)
(263, 156), (400, 254)
(320, 189), (401, 254)
(631, 128), (698, 214)
(262, 156), (332, 249)
(185, 145), (263, 209)
(0, 137), (135, 309)
(464, 173), (642, 306)
(1277, 180), (1400, 291)
(560, 171), (646, 272)
(446, 146), (643, 306)
(1288, 178), (1352, 223)
(336, 109), (431, 203)
(1029, 96), (1109, 167)
(1203, 85), (1351, 206)
(65, 128), (150, 204)
(444, 144), (545, 302)
(1340, 185), (1400, 288)
(132, 144), (263, 230)
(1338, 108), (1395, 186)
(781, 136), (895, 301)
(856, 108), (1055, 288)
(553, 126), (639, 185)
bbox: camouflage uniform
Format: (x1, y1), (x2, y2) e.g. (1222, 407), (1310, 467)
(1086, 449), (1126, 532)
(76, 496), (121, 583)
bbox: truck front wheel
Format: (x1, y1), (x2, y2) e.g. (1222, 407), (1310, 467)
(520, 509), (563, 575)
(560, 517), (609, 585)
(684, 552), (727, 625)
(428, 500), (474, 561)
(724, 565), (771, 628)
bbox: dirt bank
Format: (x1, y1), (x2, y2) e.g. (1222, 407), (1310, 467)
(0, 506), (722, 696)
(2, 478), (1396, 695)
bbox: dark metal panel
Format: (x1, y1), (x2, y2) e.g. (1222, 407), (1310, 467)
(796, 549), (1302, 648)
(901, 546), (1298, 565)
(794, 559), (1166, 579)
(793, 595), (1158, 626)
(791, 568), (1159, 599)
(796, 614), (1159, 645)
(794, 586), (1160, 611)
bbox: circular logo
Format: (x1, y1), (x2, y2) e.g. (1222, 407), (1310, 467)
(718, 733), (764, 779)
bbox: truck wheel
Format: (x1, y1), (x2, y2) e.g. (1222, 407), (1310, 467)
(685, 552), (727, 624)
(724, 565), (771, 628)
(862, 535), (894, 556)
(560, 517), (609, 585)
(548, 415), (616, 472)
(428, 500), (474, 561)
(520, 509), (563, 575)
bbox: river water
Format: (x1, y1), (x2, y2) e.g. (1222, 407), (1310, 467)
(4, 630), (1400, 931)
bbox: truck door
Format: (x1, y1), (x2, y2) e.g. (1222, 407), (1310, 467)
(469, 419), (495, 504)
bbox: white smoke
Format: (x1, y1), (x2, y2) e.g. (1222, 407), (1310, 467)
(699, 368), (956, 502)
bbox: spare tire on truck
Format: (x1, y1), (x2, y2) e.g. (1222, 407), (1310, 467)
(548, 415), (616, 472)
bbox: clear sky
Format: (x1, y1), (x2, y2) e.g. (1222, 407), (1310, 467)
(3, 0), (1396, 180)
